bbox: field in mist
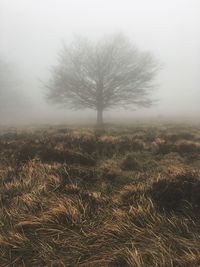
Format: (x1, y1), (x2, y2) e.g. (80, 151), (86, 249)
(1, 123), (200, 266)
(1, 0), (200, 266)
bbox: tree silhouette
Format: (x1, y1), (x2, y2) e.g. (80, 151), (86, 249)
(47, 34), (159, 125)
(0, 58), (27, 122)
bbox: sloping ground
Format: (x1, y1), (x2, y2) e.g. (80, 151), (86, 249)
(1, 124), (200, 266)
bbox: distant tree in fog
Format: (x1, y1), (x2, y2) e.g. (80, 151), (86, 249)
(47, 34), (160, 126)
(0, 58), (24, 121)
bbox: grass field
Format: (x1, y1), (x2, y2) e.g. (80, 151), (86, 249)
(1, 123), (200, 266)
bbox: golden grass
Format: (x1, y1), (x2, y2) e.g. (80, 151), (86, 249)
(0, 124), (200, 266)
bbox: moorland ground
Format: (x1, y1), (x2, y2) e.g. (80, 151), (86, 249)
(1, 123), (200, 266)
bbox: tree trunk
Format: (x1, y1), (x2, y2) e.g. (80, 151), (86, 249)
(97, 108), (103, 126)
(96, 78), (104, 127)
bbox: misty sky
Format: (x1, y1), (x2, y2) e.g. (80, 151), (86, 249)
(1, 0), (200, 123)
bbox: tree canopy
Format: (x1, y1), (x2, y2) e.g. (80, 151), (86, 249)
(47, 34), (160, 125)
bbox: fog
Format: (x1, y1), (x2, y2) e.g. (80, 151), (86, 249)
(1, 0), (200, 124)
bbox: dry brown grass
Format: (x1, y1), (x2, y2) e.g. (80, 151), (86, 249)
(1, 124), (200, 266)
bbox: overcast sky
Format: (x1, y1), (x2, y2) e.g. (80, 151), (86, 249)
(1, 0), (200, 123)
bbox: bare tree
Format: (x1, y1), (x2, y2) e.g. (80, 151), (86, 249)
(0, 58), (26, 121)
(0, 59), (16, 112)
(47, 34), (160, 125)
